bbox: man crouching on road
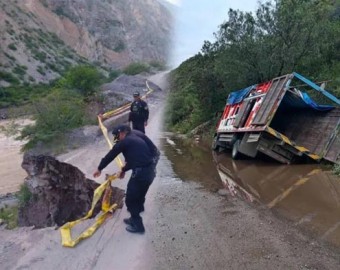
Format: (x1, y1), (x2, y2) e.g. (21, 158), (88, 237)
(93, 124), (160, 234)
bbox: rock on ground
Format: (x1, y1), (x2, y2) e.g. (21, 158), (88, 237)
(18, 153), (124, 228)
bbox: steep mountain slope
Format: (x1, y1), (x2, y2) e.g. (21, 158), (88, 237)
(0, 0), (172, 85)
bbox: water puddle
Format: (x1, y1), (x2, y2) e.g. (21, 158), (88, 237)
(163, 135), (340, 247)
(161, 136), (223, 192)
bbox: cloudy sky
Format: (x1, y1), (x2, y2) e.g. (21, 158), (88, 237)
(165, 0), (259, 67)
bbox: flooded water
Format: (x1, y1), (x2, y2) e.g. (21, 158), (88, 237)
(161, 136), (223, 192)
(163, 135), (340, 248)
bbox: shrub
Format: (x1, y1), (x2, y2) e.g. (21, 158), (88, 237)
(34, 51), (47, 62)
(123, 62), (150, 75)
(0, 206), (18, 229)
(4, 52), (16, 61)
(0, 71), (19, 84)
(8, 43), (17, 50)
(108, 69), (121, 81)
(7, 29), (15, 35)
(333, 164), (340, 176)
(13, 65), (26, 76)
(17, 183), (32, 206)
(37, 65), (46, 75)
(20, 88), (86, 148)
(149, 60), (167, 71)
(0, 84), (50, 108)
(114, 40), (125, 52)
(63, 65), (103, 97)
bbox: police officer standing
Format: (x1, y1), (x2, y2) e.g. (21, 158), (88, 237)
(129, 92), (149, 133)
(93, 125), (159, 234)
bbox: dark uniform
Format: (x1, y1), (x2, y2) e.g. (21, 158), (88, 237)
(97, 125), (159, 233)
(129, 98), (149, 133)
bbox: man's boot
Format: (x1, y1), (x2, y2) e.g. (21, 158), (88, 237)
(126, 215), (145, 234)
(123, 217), (133, 226)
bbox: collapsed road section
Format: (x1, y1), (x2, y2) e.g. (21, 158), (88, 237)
(18, 153), (124, 228)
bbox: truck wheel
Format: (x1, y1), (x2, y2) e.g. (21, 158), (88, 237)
(212, 135), (219, 151)
(232, 139), (241, 159)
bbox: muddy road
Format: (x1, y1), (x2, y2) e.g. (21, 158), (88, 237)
(1, 73), (340, 269)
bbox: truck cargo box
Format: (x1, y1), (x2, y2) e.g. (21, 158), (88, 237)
(213, 73), (340, 164)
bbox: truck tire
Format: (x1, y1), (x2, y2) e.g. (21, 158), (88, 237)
(212, 135), (219, 151)
(232, 139), (241, 160)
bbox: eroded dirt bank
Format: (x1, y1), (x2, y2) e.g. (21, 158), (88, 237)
(0, 73), (339, 270)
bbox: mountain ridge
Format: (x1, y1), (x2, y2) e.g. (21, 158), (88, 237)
(0, 0), (172, 85)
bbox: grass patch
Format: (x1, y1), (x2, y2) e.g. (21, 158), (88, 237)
(0, 70), (19, 84)
(6, 29), (15, 35)
(149, 60), (167, 71)
(0, 120), (20, 136)
(123, 62), (150, 75)
(8, 43), (17, 51)
(37, 65), (46, 75)
(13, 65), (27, 76)
(4, 52), (16, 61)
(333, 164), (340, 176)
(20, 88), (86, 149)
(17, 183), (32, 206)
(0, 84), (50, 108)
(0, 206), (18, 229)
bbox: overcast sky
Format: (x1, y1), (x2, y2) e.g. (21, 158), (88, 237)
(165, 0), (259, 67)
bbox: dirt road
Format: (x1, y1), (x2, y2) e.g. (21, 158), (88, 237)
(1, 73), (340, 269)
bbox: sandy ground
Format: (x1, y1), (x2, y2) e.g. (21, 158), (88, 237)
(0, 73), (340, 269)
(0, 119), (32, 194)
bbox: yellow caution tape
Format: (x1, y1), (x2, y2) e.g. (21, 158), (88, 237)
(98, 116), (124, 167)
(266, 127), (321, 161)
(60, 174), (118, 247)
(60, 81), (154, 247)
(60, 119), (123, 247)
(102, 80), (154, 119)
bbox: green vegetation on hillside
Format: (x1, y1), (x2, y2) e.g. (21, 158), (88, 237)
(123, 62), (150, 75)
(17, 65), (104, 149)
(167, 0), (340, 133)
(19, 88), (86, 149)
(0, 56), (161, 150)
(0, 206), (18, 229)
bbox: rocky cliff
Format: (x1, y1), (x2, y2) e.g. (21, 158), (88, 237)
(0, 0), (172, 84)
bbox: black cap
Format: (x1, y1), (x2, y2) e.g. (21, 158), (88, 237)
(133, 91), (140, 97)
(112, 124), (131, 136)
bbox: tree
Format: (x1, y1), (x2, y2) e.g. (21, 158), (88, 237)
(167, 0), (340, 133)
(64, 65), (103, 97)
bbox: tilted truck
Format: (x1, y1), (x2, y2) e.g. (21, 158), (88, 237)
(212, 72), (340, 164)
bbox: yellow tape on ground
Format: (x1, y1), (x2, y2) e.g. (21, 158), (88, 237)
(60, 174), (118, 247)
(60, 120), (123, 247)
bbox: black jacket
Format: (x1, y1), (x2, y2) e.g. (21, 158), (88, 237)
(98, 130), (158, 172)
(128, 100), (149, 123)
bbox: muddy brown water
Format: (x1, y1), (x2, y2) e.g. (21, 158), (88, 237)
(163, 135), (340, 248)
(162, 136), (223, 192)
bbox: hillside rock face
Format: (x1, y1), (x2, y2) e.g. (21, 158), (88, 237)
(0, 0), (172, 84)
(18, 153), (124, 228)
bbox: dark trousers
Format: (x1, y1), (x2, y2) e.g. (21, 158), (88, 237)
(132, 121), (145, 133)
(126, 164), (155, 223)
